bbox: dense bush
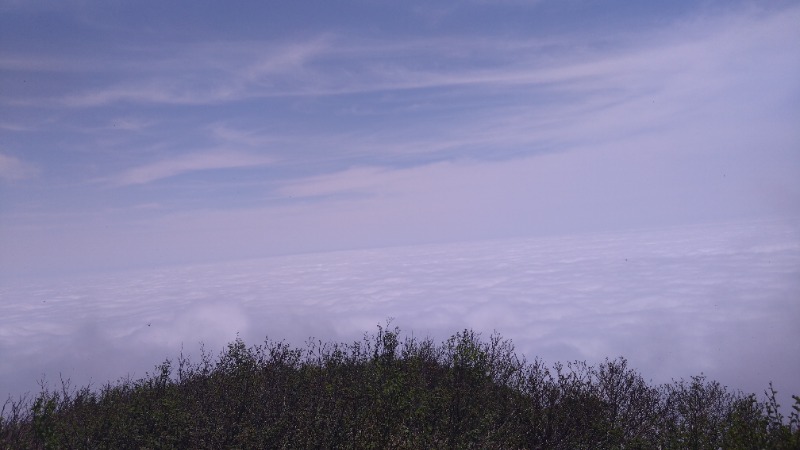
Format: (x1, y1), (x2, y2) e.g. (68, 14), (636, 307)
(2, 325), (799, 449)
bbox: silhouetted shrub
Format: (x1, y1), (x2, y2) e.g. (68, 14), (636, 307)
(2, 325), (798, 449)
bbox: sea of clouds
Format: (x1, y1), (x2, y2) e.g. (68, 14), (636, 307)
(2, 219), (799, 410)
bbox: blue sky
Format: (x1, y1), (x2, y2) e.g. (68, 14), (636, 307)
(1, 0), (799, 278)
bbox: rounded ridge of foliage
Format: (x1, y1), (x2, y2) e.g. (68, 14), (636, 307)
(2, 325), (798, 449)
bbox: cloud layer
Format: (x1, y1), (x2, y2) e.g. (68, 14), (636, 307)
(2, 219), (798, 410)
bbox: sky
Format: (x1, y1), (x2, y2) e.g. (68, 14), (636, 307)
(0, 0), (799, 412)
(1, 0), (798, 278)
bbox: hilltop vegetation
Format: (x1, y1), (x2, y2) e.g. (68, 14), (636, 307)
(2, 325), (798, 449)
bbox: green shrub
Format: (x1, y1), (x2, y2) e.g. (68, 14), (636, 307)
(2, 325), (798, 449)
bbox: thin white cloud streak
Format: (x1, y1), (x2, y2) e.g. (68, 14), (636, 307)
(52, 39), (332, 107)
(106, 151), (274, 186)
(0, 122), (36, 132)
(208, 124), (287, 149)
(0, 153), (39, 181)
(1, 37), (330, 106)
(104, 117), (154, 132)
(278, 166), (398, 198)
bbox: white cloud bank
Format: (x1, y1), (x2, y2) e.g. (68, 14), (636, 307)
(1, 219), (798, 411)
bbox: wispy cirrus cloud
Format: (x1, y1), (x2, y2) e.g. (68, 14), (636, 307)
(7, 0), (778, 168)
(278, 166), (398, 198)
(4, 3), (797, 121)
(0, 121), (36, 132)
(0, 152), (39, 181)
(53, 38), (332, 107)
(107, 151), (274, 186)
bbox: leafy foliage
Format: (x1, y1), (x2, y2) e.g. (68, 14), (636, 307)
(2, 325), (798, 449)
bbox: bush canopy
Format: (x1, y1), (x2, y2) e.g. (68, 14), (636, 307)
(2, 324), (798, 449)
